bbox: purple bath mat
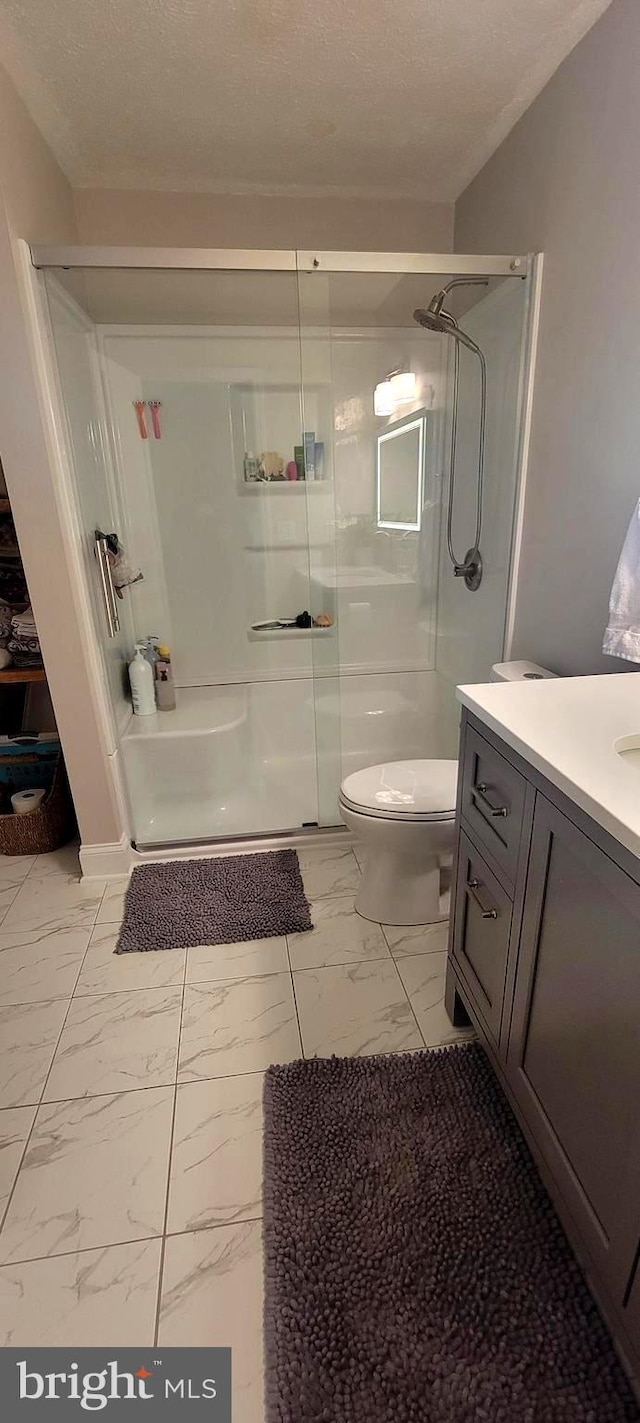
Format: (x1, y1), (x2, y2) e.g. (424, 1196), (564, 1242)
(116, 849), (312, 953)
(263, 1044), (638, 1423)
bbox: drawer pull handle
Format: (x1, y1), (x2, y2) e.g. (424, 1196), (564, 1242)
(472, 782), (508, 818)
(467, 878), (498, 919)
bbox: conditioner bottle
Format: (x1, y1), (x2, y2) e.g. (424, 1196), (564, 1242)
(155, 644), (177, 711)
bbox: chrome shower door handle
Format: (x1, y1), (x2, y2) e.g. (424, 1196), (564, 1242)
(95, 535), (120, 638)
(466, 878), (498, 919)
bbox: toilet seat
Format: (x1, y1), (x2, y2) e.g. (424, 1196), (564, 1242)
(339, 759), (458, 823)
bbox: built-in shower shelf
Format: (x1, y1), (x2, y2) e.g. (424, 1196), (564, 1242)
(244, 543), (327, 552)
(247, 624), (334, 643)
(238, 481), (328, 494)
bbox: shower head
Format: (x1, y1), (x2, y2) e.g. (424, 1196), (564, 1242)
(413, 304), (457, 333)
(413, 276), (489, 356)
(413, 305), (481, 357)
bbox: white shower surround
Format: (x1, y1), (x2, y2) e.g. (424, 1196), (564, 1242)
(97, 321), (445, 688)
(94, 317), (451, 843)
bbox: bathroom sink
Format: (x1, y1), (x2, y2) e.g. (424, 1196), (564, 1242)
(614, 734), (640, 771)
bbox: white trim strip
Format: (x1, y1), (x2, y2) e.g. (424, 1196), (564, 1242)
(503, 252), (545, 659)
(297, 251), (530, 275)
(30, 245), (298, 271)
(30, 245), (530, 279)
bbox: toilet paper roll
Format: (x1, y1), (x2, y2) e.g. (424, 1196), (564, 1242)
(11, 787), (46, 815)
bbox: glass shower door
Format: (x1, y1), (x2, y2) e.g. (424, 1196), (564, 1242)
(296, 254), (535, 780)
(434, 273), (531, 721)
(42, 272), (136, 746)
(296, 260), (445, 799)
(38, 248), (536, 848)
(297, 269), (343, 827)
(42, 261), (345, 845)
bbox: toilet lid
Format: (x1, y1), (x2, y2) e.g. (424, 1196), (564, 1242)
(339, 759), (458, 821)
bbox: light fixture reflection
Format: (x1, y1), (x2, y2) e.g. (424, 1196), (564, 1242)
(374, 369), (417, 417)
(390, 371), (417, 403)
(373, 380), (395, 417)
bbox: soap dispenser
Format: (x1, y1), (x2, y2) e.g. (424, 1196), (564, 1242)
(129, 643), (156, 716)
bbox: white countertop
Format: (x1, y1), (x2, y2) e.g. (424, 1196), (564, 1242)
(457, 672), (640, 861)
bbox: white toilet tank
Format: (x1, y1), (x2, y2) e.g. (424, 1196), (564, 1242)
(490, 659), (557, 682)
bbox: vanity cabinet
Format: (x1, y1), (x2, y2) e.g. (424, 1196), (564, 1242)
(447, 710), (640, 1382)
(450, 828), (514, 1045)
(459, 722), (527, 886)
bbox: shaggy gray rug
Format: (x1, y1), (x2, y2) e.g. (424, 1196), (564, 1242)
(263, 1044), (638, 1423)
(116, 850), (312, 953)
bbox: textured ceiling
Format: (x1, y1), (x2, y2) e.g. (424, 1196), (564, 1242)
(0, 0), (611, 201)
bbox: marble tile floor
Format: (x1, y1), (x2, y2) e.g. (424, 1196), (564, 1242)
(0, 841), (473, 1416)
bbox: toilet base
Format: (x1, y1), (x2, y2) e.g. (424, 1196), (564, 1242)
(355, 847), (448, 926)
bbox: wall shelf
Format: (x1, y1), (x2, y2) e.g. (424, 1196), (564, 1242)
(247, 624), (334, 643)
(0, 668), (46, 685)
(244, 543), (326, 552)
(238, 481), (329, 495)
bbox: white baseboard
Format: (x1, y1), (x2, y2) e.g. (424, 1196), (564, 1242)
(79, 826), (353, 879)
(79, 834), (133, 880)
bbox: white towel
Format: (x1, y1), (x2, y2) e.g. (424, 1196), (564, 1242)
(603, 499), (640, 661)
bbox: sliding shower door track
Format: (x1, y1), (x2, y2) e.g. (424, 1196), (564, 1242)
(132, 824), (350, 856)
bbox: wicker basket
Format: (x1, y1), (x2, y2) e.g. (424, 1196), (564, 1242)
(0, 754), (76, 856)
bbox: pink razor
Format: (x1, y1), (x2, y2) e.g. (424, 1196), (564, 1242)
(133, 401), (148, 439)
(149, 400), (162, 439)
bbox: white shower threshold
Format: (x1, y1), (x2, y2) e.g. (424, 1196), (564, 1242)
(79, 825), (353, 879)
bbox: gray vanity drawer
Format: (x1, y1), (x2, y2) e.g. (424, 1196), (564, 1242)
(451, 829), (513, 1045)
(460, 725), (527, 885)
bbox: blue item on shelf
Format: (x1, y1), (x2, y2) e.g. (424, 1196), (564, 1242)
(0, 735), (60, 796)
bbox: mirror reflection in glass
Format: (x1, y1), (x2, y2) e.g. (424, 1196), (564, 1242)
(376, 411), (426, 532)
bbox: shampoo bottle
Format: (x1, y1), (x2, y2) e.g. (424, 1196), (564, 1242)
(155, 643), (177, 711)
(129, 644), (156, 716)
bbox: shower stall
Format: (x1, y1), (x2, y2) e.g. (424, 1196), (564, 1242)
(24, 246), (541, 855)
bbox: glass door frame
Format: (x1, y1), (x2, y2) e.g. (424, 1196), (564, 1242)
(31, 247), (530, 280)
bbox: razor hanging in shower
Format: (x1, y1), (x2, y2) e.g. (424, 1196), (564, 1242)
(148, 400), (162, 439)
(133, 400), (148, 439)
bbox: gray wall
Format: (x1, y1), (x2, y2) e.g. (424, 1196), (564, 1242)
(75, 188), (454, 253)
(455, 0), (639, 676)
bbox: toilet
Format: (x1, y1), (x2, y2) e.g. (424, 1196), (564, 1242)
(340, 659), (555, 925)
